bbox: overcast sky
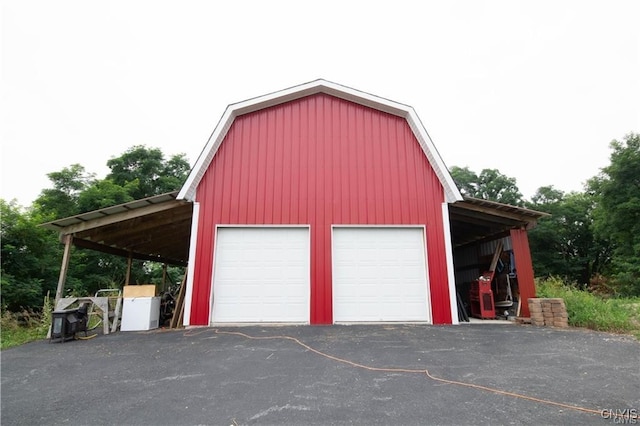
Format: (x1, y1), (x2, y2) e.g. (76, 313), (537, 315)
(2, 0), (639, 208)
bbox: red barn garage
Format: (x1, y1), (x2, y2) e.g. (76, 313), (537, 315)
(177, 80), (543, 326)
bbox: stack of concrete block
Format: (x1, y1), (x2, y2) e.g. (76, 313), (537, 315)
(528, 298), (569, 328)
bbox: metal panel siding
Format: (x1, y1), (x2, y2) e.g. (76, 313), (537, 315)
(189, 93), (451, 325)
(510, 228), (536, 318)
(479, 237), (513, 256)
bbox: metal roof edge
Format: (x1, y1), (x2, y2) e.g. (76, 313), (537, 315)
(455, 196), (551, 219)
(40, 191), (184, 231)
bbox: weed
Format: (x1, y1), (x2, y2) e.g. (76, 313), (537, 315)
(1, 310), (47, 349)
(536, 277), (640, 339)
(1, 294), (52, 350)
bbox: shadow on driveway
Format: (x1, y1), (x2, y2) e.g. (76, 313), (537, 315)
(2, 324), (638, 425)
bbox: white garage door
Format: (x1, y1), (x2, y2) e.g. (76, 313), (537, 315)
(212, 227), (310, 323)
(333, 227), (430, 322)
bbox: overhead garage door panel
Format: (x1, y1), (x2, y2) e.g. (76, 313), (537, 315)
(212, 227), (310, 323)
(333, 227), (430, 322)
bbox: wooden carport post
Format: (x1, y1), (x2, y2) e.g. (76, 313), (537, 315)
(162, 263), (168, 292)
(54, 234), (73, 305)
(125, 253), (133, 285)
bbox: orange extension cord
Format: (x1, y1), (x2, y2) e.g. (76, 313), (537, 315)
(182, 328), (629, 420)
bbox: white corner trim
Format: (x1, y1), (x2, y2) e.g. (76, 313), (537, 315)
(406, 110), (462, 204)
(178, 108), (236, 201)
(182, 201), (200, 326)
(442, 202), (459, 324)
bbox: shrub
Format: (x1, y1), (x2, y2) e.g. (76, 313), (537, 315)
(0, 294), (52, 349)
(536, 277), (637, 336)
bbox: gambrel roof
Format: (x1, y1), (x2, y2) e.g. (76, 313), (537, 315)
(178, 79), (463, 204)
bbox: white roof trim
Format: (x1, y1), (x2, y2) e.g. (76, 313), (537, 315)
(178, 79), (462, 203)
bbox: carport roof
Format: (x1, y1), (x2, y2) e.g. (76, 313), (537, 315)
(41, 191), (193, 266)
(449, 197), (550, 248)
(41, 192), (548, 264)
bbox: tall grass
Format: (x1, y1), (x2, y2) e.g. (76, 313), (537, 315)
(0, 293), (52, 350)
(0, 310), (48, 349)
(536, 277), (640, 338)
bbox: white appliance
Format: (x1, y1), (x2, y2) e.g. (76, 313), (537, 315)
(120, 297), (160, 331)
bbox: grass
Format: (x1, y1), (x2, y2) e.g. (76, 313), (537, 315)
(3, 279), (640, 348)
(1, 309), (49, 349)
(1, 296), (106, 349)
(1, 293), (52, 350)
(536, 277), (640, 339)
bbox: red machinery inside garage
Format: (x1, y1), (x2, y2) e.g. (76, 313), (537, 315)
(470, 271), (496, 320)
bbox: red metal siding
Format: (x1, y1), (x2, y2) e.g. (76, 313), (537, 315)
(510, 228), (536, 318)
(190, 93), (452, 325)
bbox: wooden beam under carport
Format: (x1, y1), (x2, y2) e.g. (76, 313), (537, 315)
(76, 205), (192, 243)
(72, 237), (188, 266)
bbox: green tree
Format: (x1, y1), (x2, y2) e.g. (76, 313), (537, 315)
(33, 164), (94, 219)
(1, 200), (60, 310)
(106, 145), (190, 200)
(449, 166), (479, 197)
(591, 133), (640, 296)
(527, 187), (610, 286)
(77, 179), (134, 212)
(450, 166), (524, 206)
(526, 186), (568, 278)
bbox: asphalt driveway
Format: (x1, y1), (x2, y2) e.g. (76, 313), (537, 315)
(1, 324), (638, 425)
